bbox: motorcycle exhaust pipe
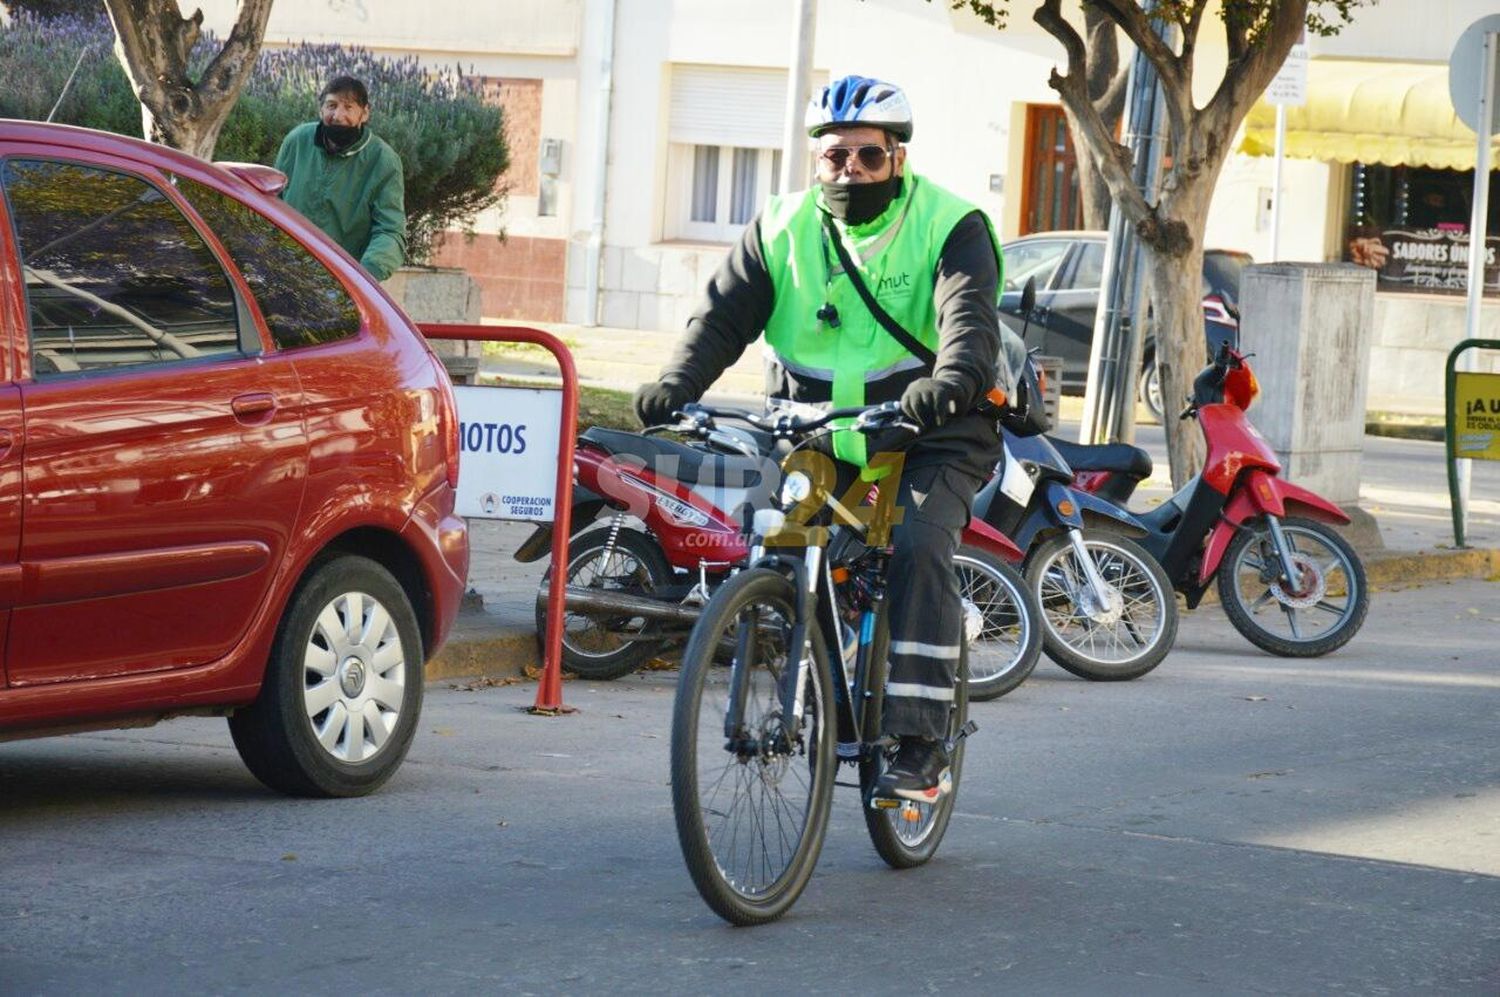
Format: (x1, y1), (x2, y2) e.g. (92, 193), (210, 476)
(540, 585), (704, 626)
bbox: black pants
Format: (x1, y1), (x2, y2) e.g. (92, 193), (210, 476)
(867, 460), (984, 740)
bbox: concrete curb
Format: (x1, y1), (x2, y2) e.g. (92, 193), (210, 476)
(425, 545), (1500, 685)
(427, 622), (537, 684)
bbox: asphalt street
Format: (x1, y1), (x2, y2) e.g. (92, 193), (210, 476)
(3, 577), (1498, 994)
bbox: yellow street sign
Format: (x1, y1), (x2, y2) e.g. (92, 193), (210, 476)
(1454, 371), (1500, 460)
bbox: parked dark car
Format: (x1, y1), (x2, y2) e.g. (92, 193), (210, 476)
(997, 230), (1251, 420)
(0, 120), (468, 797)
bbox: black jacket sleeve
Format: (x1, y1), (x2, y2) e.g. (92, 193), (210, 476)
(930, 210), (1004, 410)
(659, 218), (776, 399)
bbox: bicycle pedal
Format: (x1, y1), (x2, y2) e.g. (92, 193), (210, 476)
(870, 797), (901, 810)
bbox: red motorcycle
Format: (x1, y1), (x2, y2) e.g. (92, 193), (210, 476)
(516, 404), (1043, 699)
(1051, 344), (1368, 656)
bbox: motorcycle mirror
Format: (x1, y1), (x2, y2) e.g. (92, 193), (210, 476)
(1017, 277), (1038, 343)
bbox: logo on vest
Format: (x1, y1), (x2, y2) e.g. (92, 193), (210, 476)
(877, 271), (912, 296)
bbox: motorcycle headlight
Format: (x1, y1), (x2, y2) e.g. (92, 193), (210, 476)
(780, 470), (812, 506)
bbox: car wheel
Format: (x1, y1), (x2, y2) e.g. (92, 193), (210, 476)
(1139, 354), (1165, 424)
(229, 555), (424, 798)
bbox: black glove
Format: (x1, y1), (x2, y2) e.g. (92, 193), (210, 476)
(633, 379), (695, 427)
(900, 377), (964, 430)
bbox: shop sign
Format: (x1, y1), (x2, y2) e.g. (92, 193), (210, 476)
(452, 385), (564, 519)
(1371, 228), (1500, 295)
(1453, 371), (1500, 460)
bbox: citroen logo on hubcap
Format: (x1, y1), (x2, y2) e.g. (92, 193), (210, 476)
(339, 657), (367, 698)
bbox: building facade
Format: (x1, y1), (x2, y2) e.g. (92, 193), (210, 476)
(199, 0), (1500, 414)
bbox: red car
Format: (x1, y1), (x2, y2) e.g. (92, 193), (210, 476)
(0, 120), (468, 796)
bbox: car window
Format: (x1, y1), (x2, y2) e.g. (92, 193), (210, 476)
(1000, 240), (1070, 292)
(172, 174), (361, 350)
(2, 159), (241, 378)
(1060, 241), (1104, 291)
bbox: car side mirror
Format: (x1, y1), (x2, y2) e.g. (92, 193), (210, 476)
(1020, 277), (1037, 317)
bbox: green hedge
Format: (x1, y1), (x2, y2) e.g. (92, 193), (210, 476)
(0, 13), (509, 261)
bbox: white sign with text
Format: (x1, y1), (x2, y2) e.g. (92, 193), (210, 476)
(453, 385), (564, 520)
(1266, 41), (1308, 106)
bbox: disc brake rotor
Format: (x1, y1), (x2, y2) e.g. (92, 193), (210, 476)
(1269, 553), (1325, 609)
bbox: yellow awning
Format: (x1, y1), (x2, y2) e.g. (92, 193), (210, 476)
(1239, 59), (1500, 170)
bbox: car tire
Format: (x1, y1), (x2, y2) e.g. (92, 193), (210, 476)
(229, 555), (424, 798)
(1139, 353), (1165, 424)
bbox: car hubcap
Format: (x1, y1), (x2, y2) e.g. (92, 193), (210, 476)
(303, 591), (406, 765)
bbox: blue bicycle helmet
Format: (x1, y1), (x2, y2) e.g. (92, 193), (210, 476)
(805, 75), (914, 142)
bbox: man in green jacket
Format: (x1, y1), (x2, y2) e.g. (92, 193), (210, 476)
(635, 76), (1015, 804)
(275, 76), (406, 281)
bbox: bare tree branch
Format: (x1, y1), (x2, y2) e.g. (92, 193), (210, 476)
(1034, 0), (1151, 229)
(103, 0), (274, 159)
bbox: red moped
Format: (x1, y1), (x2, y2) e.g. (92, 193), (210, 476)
(516, 404), (1042, 698)
(1051, 344), (1368, 656)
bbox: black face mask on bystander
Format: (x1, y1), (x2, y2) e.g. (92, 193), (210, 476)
(318, 123), (364, 154)
(820, 174), (902, 226)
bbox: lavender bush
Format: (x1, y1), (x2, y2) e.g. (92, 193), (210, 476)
(0, 13), (509, 262)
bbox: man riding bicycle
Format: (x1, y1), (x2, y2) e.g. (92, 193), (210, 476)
(636, 75), (1019, 803)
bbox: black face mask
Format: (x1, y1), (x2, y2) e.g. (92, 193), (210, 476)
(821, 174), (902, 226)
(318, 122), (364, 154)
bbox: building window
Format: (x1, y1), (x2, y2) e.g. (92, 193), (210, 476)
(669, 143), (787, 243)
(1346, 163), (1500, 297)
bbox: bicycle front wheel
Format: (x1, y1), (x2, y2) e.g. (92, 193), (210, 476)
(670, 567), (837, 926)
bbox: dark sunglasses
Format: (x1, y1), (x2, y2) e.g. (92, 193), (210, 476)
(817, 144), (892, 172)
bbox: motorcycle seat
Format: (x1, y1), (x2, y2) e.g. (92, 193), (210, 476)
(580, 427), (768, 489)
(1045, 436), (1153, 480)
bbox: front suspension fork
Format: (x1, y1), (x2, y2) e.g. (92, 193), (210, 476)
(1263, 515), (1304, 591)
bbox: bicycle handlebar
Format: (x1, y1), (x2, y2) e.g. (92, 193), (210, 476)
(674, 400), (914, 438)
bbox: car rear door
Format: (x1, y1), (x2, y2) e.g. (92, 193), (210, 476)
(1039, 239), (1105, 385)
(0, 152), (306, 687)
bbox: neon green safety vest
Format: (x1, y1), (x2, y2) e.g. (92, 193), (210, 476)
(759, 171), (1002, 465)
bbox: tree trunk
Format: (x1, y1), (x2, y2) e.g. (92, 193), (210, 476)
(104, 0), (273, 160)
(1143, 239), (1207, 487)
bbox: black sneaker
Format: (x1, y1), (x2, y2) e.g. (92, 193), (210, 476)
(873, 737), (951, 804)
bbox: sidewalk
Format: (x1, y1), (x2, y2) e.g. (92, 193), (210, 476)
(428, 322), (1500, 682)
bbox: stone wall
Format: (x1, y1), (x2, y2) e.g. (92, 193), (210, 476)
(564, 240), (727, 331)
(1365, 293), (1500, 417)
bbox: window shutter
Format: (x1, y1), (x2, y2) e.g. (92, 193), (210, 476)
(669, 64), (825, 149)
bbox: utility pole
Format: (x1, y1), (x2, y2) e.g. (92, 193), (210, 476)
(779, 0), (818, 194)
(1079, 5), (1174, 445)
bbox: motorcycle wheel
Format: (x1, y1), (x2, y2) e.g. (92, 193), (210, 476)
(1025, 531), (1178, 681)
(536, 526), (674, 680)
(1216, 516), (1368, 657)
(954, 545), (1042, 701)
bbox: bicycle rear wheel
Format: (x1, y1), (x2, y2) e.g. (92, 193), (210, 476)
(670, 567), (837, 925)
(859, 604), (969, 869)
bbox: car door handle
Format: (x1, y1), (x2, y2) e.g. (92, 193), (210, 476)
(231, 393), (277, 422)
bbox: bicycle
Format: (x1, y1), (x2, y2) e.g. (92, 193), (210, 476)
(669, 401), (978, 925)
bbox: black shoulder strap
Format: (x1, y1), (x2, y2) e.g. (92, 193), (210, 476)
(821, 211), (937, 368)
